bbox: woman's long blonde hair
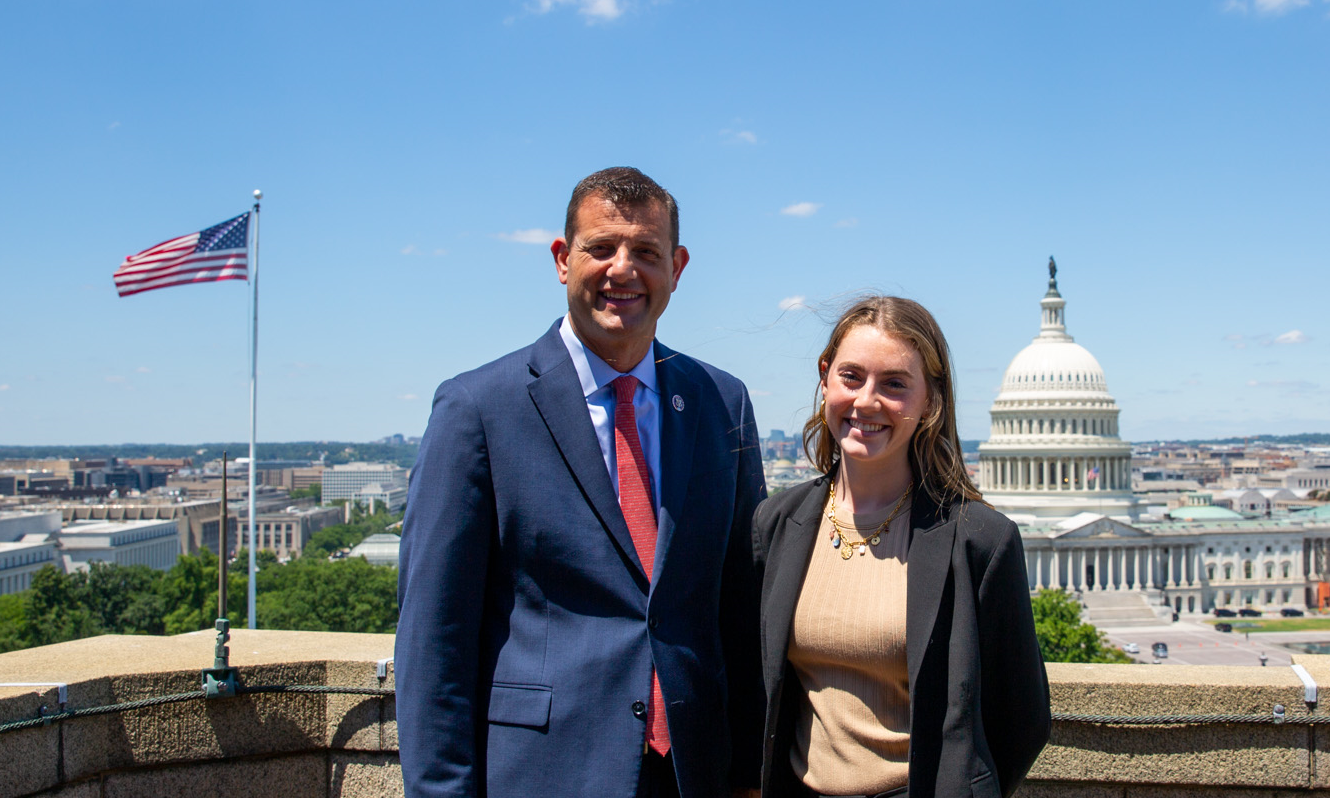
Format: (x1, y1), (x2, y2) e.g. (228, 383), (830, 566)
(801, 295), (983, 506)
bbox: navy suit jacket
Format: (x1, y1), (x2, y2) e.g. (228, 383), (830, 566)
(395, 322), (767, 797)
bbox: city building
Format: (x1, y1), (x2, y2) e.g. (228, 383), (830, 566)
(55, 518), (181, 573)
(57, 499), (229, 555)
(351, 482), (407, 514)
(348, 533), (402, 567)
(0, 537), (58, 595)
(0, 510), (62, 595)
(321, 463), (407, 508)
(235, 504), (343, 560)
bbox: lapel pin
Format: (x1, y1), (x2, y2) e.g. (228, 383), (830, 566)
(672, 395), (685, 411)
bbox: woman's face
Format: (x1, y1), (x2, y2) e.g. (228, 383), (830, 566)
(821, 324), (930, 477)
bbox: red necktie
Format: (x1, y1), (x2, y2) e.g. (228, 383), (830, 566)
(613, 375), (670, 755)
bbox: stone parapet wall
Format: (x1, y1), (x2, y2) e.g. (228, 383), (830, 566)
(0, 630), (397, 798)
(4, 632), (1330, 796)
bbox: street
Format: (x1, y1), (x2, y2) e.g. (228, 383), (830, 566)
(1101, 622), (1330, 667)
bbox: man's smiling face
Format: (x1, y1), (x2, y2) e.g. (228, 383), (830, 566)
(552, 195), (688, 371)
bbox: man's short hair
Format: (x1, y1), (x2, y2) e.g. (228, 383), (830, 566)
(564, 167), (680, 250)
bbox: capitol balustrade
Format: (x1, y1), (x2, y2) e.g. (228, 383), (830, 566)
(6, 632), (1330, 796)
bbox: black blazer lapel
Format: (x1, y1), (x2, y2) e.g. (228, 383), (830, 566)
(653, 343), (700, 575)
(525, 325), (649, 585)
(906, 489), (957, 682)
(764, 479), (827, 677)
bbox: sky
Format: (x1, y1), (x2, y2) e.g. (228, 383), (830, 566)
(2, 0), (1327, 447)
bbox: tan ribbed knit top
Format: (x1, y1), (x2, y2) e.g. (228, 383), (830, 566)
(787, 491), (911, 795)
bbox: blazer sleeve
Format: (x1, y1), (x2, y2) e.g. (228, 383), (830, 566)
(719, 384), (768, 788)
(974, 515), (1051, 797)
(395, 378), (494, 798)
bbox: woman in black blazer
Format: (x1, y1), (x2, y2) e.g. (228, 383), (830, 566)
(755, 296), (1050, 798)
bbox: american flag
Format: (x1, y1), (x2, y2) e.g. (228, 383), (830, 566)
(1087, 466), (1100, 481)
(113, 213), (249, 297)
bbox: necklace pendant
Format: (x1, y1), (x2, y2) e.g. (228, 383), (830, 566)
(840, 546), (853, 560)
(870, 535), (881, 546)
(857, 544), (867, 556)
(832, 537), (841, 549)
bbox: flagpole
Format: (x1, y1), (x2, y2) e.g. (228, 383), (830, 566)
(248, 189), (262, 629)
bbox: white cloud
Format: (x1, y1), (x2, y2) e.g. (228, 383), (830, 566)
(778, 295), (807, 311)
(398, 393), (419, 401)
(105, 375), (126, 383)
(400, 244), (417, 255)
(108, 121), (120, 130)
(721, 128), (758, 144)
(1275, 329), (1309, 344)
(527, 0), (624, 21)
(498, 228), (558, 244)
(581, 0), (623, 19)
(1255, 0), (1309, 13)
(1225, 0), (1312, 12)
(432, 248), (448, 257)
(136, 366), (151, 373)
(0, 384), (8, 391)
(834, 218), (859, 228)
(781, 202), (821, 217)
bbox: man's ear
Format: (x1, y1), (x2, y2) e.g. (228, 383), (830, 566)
(670, 245), (689, 291)
(552, 237), (570, 285)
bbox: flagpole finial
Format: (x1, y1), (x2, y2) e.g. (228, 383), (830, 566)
(253, 189), (263, 201)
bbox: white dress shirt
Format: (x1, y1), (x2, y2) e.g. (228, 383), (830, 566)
(559, 315), (662, 511)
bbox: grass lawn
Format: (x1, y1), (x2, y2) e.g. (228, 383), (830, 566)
(1204, 617), (1330, 633)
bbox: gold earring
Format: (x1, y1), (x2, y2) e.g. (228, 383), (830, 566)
(819, 396), (829, 429)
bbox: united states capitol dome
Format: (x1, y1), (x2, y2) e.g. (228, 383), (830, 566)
(978, 258), (1140, 523)
(999, 339), (1110, 399)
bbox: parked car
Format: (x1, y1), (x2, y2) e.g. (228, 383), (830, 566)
(1214, 608), (1237, 617)
(1122, 642), (1140, 654)
(1152, 642), (1169, 659)
(1215, 622), (1233, 633)
(1238, 608), (1263, 617)
(1281, 608), (1306, 617)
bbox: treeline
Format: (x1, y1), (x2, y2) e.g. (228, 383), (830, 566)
(0, 441), (420, 469)
(1172, 433), (1330, 446)
(0, 507), (402, 654)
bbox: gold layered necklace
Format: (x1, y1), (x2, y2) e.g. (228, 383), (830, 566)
(826, 480), (912, 560)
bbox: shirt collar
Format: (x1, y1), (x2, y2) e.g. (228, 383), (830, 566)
(559, 314), (659, 399)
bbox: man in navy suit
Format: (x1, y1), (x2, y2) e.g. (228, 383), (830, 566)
(396, 167), (766, 797)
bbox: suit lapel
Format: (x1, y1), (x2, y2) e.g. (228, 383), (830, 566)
(526, 326), (648, 584)
(906, 489), (957, 682)
(766, 479), (827, 676)
(653, 343), (699, 577)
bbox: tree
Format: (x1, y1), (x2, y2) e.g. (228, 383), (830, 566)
(289, 483), (321, 502)
(1031, 588), (1133, 664)
(85, 562), (165, 634)
(0, 593), (25, 653)
(23, 566), (99, 647)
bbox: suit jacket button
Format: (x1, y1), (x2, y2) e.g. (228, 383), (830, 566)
(632, 700), (647, 719)
(649, 616), (659, 629)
